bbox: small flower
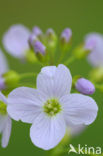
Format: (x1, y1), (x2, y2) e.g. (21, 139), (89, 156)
(61, 28), (72, 43)
(0, 92), (12, 148)
(7, 64), (98, 150)
(84, 33), (103, 67)
(75, 78), (95, 95)
(32, 26), (42, 37)
(0, 50), (9, 90)
(3, 24), (30, 59)
(34, 40), (46, 55)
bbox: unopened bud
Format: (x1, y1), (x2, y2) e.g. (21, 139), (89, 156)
(75, 78), (95, 95)
(32, 26), (42, 37)
(61, 28), (72, 43)
(28, 34), (37, 48)
(34, 41), (46, 55)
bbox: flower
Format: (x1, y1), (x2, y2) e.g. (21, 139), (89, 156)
(75, 78), (95, 95)
(0, 49), (8, 90)
(0, 92), (12, 148)
(3, 24), (30, 59)
(7, 64), (98, 150)
(84, 33), (103, 67)
(61, 28), (72, 43)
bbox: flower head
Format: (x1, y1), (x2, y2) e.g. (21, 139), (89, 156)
(61, 28), (72, 43)
(0, 92), (12, 148)
(75, 78), (95, 95)
(7, 64), (98, 150)
(3, 24), (30, 59)
(84, 33), (103, 67)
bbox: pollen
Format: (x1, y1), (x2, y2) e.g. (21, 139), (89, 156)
(43, 98), (62, 117)
(0, 101), (7, 115)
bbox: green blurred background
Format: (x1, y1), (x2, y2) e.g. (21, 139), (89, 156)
(0, 0), (103, 155)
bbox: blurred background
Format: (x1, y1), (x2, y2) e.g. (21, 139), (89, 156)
(0, 0), (103, 155)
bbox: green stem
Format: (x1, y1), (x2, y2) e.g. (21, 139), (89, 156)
(19, 73), (37, 80)
(64, 55), (76, 66)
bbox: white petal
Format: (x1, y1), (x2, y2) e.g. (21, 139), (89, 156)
(60, 93), (98, 125)
(68, 124), (86, 136)
(7, 87), (46, 123)
(0, 49), (8, 75)
(3, 25), (30, 58)
(0, 115), (8, 133)
(1, 116), (12, 148)
(41, 66), (57, 77)
(37, 64), (72, 98)
(30, 113), (66, 150)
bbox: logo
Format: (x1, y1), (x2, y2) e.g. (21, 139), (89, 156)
(68, 144), (102, 155)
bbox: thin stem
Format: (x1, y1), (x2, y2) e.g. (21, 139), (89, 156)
(64, 55), (76, 66)
(20, 73), (37, 80)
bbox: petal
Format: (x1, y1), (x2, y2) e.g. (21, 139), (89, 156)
(41, 66), (57, 77)
(60, 93), (98, 125)
(30, 113), (66, 150)
(68, 124), (86, 136)
(37, 64), (72, 98)
(1, 116), (12, 148)
(0, 49), (8, 75)
(0, 115), (8, 133)
(3, 25), (30, 58)
(7, 87), (47, 123)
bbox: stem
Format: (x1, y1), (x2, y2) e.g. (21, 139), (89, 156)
(64, 55), (76, 66)
(20, 73), (37, 80)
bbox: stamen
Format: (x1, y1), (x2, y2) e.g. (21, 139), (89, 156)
(43, 98), (62, 117)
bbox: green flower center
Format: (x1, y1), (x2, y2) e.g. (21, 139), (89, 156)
(0, 101), (7, 115)
(43, 98), (62, 117)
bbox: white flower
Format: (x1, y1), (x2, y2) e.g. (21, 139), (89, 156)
(85, 33), (103, 67)
(7, 64), (98, 150)
(0, 49), (9, 90)
(0, 92), (12, 148)
(3, 24), (30, 59)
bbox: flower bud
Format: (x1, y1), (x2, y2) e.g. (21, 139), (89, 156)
(46, 29), (55, 38)
(33, 41), (46, 62)
(3, 71), (20, 88)
(60, 28), (72, 52)
(34, 41), (46, 55)
(32, 26), (42, 37)
(28, 34), (37, 48)
(75, 78), (95, 95)
(46, 28), (57, 51)
(61, 28), (72, 43)
(0, 77), (5, 90)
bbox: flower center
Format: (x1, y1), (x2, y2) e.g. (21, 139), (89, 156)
(0, 101), (7, 115)
(43, 98), (62, 117)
